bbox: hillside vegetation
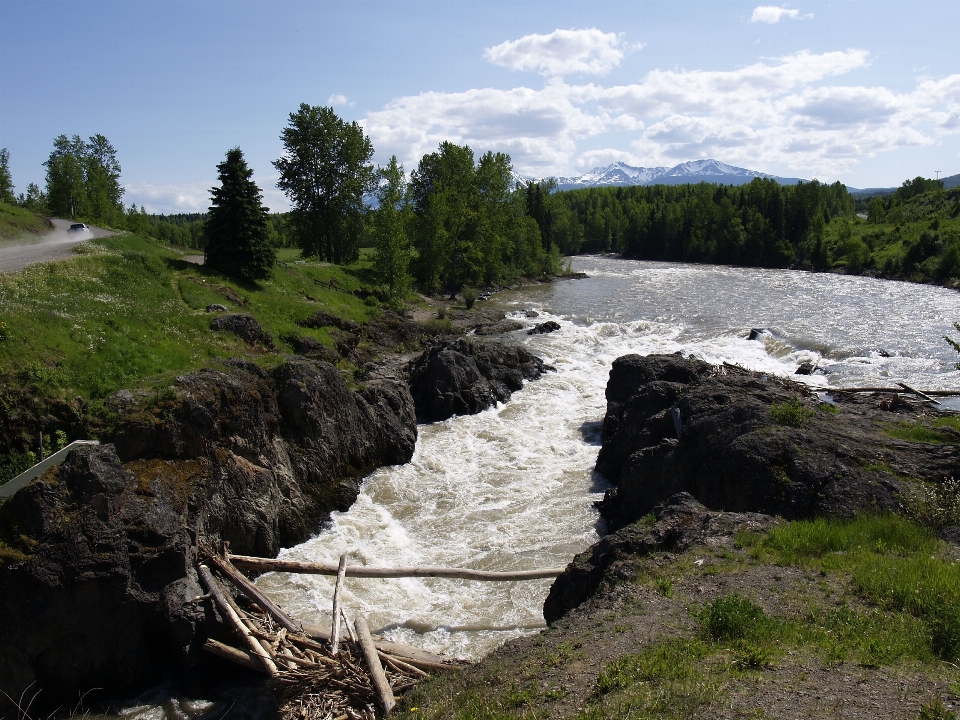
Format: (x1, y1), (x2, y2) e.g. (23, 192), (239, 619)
(0, 202), (52, 243)
(0, 233), (390, 482)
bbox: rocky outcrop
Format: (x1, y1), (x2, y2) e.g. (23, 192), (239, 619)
(0, 358), (416, 709)
(544, 493), (777, 623)
(528, 321), (561, 335)
(210, 313), (274, 348)
(594, 353), (953, 531)
(408, 339), (551, 422)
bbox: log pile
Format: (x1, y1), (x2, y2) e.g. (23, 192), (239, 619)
(197, 549), (468, 718)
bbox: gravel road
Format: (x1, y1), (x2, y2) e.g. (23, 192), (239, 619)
(0, 219), (115, 273)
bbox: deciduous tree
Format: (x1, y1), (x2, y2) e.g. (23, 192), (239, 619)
(0, 148), (14, 203)
(204, 147), (275, 281)
(371, 156), (413, 307)
(274, 104), (375, 264)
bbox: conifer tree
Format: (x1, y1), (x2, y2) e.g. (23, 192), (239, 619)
(0, 148), (14, 203)
(204, 147), (275, 281)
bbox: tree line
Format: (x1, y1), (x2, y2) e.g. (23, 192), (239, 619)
(525, 178), (855, 269)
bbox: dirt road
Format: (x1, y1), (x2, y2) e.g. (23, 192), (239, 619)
(0, 219), (115, 273)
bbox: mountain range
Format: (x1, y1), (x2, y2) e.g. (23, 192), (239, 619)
(517, 159), (804, 191)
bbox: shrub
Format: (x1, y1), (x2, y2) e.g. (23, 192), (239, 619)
(904, 477), (960, 530)
(698, 594), (767, 642)
(770, 397), (814, 427)
(462, 287), (478, 309)
(423, 318), (454, 336)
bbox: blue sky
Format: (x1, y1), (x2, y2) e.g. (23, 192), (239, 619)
(2, 0), (959, 213)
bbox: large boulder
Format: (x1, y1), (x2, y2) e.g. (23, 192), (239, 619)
(594, 354), (942, 531)
(0, 358), (417, 710)
(408, 339), (550, 422)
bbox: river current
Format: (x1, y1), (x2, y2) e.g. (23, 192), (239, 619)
(255, 256), (960, 661)
(109, 257), (960, 717)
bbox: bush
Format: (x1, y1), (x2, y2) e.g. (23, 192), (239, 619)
(770, 397), (815, 427)
(462, 287), (478, 309)
(698, 594), (767, 642)
(423, 318), (454, 336)
(904, 477), (960, 530)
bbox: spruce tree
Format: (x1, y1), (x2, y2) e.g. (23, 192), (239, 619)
(204, 147), (275, 281)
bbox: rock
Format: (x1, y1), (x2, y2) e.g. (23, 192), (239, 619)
(528, 321), (561, 335)
(205, 303), (227, 313)
(942, 526), (960, 545)
(594, 354), (929, 532)
(795, 361), (815, 375)
(408, 339), (550, 422)
(474, 320), (524, 336)
(297, 310), (361, 334)
(0, 359), (417, 709)
(748, 328), (768, 340)
(209, 314), (274, 348)
(282, 334), (341, 363)
(544, 493), (778, 623)
(525, 310), (539, 318)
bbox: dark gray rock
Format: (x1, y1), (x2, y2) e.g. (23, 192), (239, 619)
(205, 303), (227, 313)
(544, 493), (778, 623)
(0, 359), (417, 710)
(408, 339), (550, 422)
(474, 320), (524, 336)
(210, 313), (274, 348)
(528, 321), (561, 335)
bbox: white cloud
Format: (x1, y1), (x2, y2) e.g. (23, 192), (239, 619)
(751, 6), (802, 24)
(126, 176), (291, 215)
(361, 38), (960, 181)
(484, 28), (632, 77)
(327, 94), (354, 107)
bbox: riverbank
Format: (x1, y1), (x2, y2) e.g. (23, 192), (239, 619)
(394, 354), (960, 719)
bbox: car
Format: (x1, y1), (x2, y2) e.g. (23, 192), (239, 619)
(68, 223), (90, 232)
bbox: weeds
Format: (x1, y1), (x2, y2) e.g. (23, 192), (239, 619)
(770, 397), (814, 427)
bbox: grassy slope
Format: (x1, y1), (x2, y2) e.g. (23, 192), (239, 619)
(0, 202), (51, 243)
(0, 232), (387, 480)
(396, 516), (960, 720)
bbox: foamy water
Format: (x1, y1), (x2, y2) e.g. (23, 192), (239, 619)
(255, 257), (960, 660)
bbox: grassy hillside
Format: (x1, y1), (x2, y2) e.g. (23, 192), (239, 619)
(826, 188), (960, 284)
(0, 233), (392, 481)
(0, 202), (52, 243)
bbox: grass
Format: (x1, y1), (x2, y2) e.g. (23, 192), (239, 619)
(0, 231), (389, 480)
(886, 416), (960, 445)
(769, 397), (815, 427)
(0, 202), (50, 243)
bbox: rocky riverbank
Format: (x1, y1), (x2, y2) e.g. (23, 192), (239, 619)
(0, 329), (552, 713)
(397, 354), (960, 719)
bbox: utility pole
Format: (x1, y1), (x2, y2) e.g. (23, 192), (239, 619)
(935, 170), (941, 181)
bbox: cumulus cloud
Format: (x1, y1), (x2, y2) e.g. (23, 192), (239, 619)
(327, 94), (354, 107)
(125, 176), (290, 215)
(483, 28), (633, 77)
(360, 35), (960, 181)
(751, 6), (802, 23)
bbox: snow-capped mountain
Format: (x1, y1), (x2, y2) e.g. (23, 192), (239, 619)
(517, 160), (803, 190)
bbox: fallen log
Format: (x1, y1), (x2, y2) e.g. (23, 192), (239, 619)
(198, 565), (279, 677)
(331, 553), (348, 655)
(229, 555), (564, 581)
(828, 386), (959, 396)
(203, 638), (264, 673)
(897, 382), (942, 405)
(355, 617), (395, 715)
(301, 622), (465, 670)
(205, 553), (304, 635)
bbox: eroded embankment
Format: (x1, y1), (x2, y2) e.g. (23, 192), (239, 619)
(0, 335), (551, 713)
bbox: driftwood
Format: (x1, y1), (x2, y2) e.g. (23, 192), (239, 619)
(355, 617), (395, 715)
(301, 622), (466, 670)
(331, 553), (348, 655)
(205, 552), (304, 635)
(203, 638), (263, 673)
(198, 565), (279, 677)
(829, 386), (959, 396)
(229, 555), (564, 580)
(897, 382), (942, 405)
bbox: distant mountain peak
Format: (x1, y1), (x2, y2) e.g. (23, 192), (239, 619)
(516, 159), (801, 190)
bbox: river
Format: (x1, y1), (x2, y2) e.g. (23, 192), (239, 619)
(254, 256), (960, 661)
(111, 257), (960, 717)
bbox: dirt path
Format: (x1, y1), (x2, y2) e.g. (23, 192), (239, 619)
(0, 219), (115, 273)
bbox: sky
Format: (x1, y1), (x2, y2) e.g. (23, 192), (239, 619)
(1, 0), (959, 214)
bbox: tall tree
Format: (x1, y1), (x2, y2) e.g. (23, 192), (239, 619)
(371, 156), (413, 307)
(0, 148), (14, 203)
(45, 135), (88, 218)
(273, 104), (375, 264)
(85, 134), (124, 225)
(204, 147), (275, 281)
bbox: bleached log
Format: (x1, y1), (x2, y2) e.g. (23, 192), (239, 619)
(202, 639), (265, 673)
(206, 553), (303, 635)
(198, 565), (278, 677)
(331, 552), (348, 654)
(897, 382), (942, 405)
(229, 555), (564, 581)
(355, 617), (395, 715)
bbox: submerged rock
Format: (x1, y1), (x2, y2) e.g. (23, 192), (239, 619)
(0, 358), (417, 710)
(408, 339), (551, 422)
(528, 320), (561, 335)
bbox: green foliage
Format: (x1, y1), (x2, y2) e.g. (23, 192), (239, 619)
(462, 287), (478, 309)
(203, 147), (275, 281)
(0, 202), (51, 242)
(370, 155), (414, 307)
(904, 477), (960, 531)
(698, 594), (768, 642)
(0, 148), (14, 203)
(595, 637), (708, 696)
(769, 396), (814, 427)
(274, 104), (375, 264)
(423, 318), (455, 336)
(918, 698), (958, 720)
(44, 133), (124, 225)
